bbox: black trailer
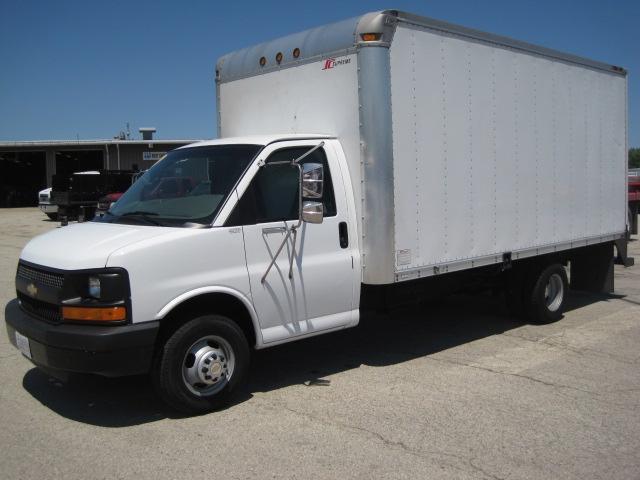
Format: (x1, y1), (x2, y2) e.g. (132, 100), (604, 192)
(52, 170), (137, 221)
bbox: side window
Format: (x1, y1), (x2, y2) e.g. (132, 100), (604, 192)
(226, 146), (337, 226)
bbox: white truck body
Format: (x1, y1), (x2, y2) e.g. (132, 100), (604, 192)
(217, 10), (628, 284)
(38, 187), (57, 216)
(6, 10), (630, 413)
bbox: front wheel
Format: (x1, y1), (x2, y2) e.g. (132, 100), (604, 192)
(153, 315), (250, 414)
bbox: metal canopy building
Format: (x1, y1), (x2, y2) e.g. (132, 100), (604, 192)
(0, 135), (195, 207)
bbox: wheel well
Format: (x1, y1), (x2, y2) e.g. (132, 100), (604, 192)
(158, 293), (257, 348)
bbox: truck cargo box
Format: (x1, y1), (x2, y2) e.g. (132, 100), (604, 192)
(217, 10), (628, 285)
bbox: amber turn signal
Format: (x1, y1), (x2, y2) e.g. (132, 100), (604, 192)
(360, 33), (382, 42)
(62, 306), (127, 322)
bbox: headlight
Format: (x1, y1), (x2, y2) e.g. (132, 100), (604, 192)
(88, 276), (101, 298)
(81, 272), (127, 302)
(64, 270), (128, 305)
(61, 269), (130, 324)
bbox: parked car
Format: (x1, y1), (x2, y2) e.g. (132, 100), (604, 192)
(95, 171), (147, 217)
(37, 187), (58, 220)
(95, 192), (123, 217)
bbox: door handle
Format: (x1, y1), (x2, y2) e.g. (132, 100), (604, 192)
(262, 226), (287, 234)
(339, 222), (348, 248)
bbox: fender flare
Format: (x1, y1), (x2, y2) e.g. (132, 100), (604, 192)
(156, 286), (264, 347)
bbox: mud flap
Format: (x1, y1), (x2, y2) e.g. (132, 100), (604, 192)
(570, 242), (614, 293)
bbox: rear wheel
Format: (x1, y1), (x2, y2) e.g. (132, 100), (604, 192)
(45, 212), (58, 221)
(524, 263), (568, 324)
(153, 315), (250, 414)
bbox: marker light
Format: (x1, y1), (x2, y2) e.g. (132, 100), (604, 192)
(360, 33), (382, 42)
(62, 306), (127, 322)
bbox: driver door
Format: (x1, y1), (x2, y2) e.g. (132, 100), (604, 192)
(225, 141), (355, 345)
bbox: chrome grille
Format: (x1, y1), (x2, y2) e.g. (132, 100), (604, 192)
(17, 264), (64, 289)
(51, 192), (67, 204)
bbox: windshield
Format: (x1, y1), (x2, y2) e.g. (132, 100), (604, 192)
(95, 144), (261, 227)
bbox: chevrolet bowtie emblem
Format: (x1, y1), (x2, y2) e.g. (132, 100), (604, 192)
(27, 283), (38, 297)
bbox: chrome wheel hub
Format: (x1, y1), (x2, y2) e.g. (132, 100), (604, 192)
(182, 335), (235, 397)
(544, 273), (564, 312)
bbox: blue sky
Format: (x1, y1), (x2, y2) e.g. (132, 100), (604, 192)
(1, 0), (638, 146)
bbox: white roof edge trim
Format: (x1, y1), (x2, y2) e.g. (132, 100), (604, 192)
(179, 134), (335, 149)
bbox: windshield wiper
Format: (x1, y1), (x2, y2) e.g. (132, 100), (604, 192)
(118, 211), (162, 226)
(120, 210), (159, 216)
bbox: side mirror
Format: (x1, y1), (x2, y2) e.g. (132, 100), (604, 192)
(302, 163), (323, 199)
(302, 201), (323, 224)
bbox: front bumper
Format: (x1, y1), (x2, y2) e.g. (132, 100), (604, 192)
(38, 204), (58, 214)
(5, 299), (159, 377)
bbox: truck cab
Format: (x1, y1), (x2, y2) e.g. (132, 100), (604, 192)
(6, 134), (360, 413)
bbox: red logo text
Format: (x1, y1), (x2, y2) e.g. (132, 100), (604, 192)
(322, 57), (351, 70)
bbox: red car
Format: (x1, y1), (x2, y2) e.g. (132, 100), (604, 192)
(95, 192), (124, 217)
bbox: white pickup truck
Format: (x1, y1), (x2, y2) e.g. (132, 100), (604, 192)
(5, 10), (629, 413)
(37, 187), (58, 220)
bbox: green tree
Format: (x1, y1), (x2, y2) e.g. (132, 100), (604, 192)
(630, 148), (640, 169)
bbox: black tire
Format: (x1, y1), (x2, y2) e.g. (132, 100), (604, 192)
(153, 315), (250, 414)
(46, 213), (58, 221)
(523, 263), (568, 324)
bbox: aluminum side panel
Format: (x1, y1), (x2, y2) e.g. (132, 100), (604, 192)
(357, 46), (396, 284)
(554, 62), (574, 243)
(533, 56), (556, 245)
(515, 54), (538, 248)
(493, 47), (519, 252)
(468, 41), (496, 257)
(440, 36), (473, 260)
(390, 29), (442, 268)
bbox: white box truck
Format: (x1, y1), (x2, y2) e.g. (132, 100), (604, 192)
(5, 10), (630, 413)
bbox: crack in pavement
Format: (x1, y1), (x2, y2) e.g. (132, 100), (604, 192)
(469, 458), (508, 480)
(428, 354), (640, 408)
(259, 398), (505, 479)
(426, 355), (600, 397)
(502, 331), (639, 366)
(619, 297), (640, 306)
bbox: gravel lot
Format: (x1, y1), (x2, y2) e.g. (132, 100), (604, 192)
(1, 208), (639, 480)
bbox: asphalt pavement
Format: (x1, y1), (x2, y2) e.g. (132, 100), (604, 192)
(1, 208), (639, 479)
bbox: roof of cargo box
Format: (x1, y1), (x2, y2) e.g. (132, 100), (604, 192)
(216, 10), (626, 83)
(216, 13), (366, 83)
